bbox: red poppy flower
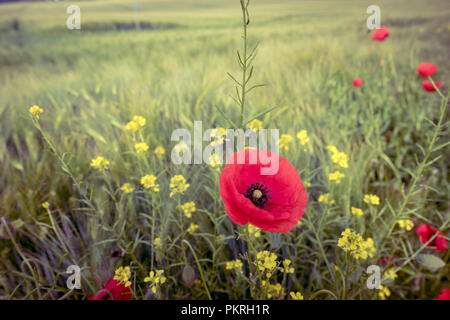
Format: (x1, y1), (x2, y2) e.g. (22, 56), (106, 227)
(422, 80), (443, 92)
(416, 223), (447, 252)
(219, 149), (307, 233)
(417, 63), (438, 78)
(436, 288), (450, 300)
(372, 26), (389, 41)
(353, 78), (363, 87)
(88, 278), (132, 300)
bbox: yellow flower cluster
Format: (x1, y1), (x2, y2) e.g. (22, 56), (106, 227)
(247, 224), (261, 238)
(261, 281), (285, 299)
(289, 291), (304, 300)
(378, 285), (391, 299)
(318, 193), (335, 205)
(337, 228), (376, 260)
(144, 270), (166, 294)
(398, 219), (414, 231)
(327, 145), (348, 168)
(154, 146), (166, 159)
(90, 156), (110, 171)
(210, 128), (228, 146)
(383, 268), (398, 281)
(141, 174), (160, 192)
(255, 251), (277, 278)
(351, 206), (363, 217)
(154, 237), (162, 249)
(280, 259), (294, 274)
(248, 119), (263, 132)
(178, 201), (196, 218)
(364, 194), (380, 205)
(113, 266), (132, 287)
(134, 142), (149, 154)
(296, 130), (309, 146)
(120, 183), (134, 194)
(169, 175), (190, 197)
(187, 222), (199, 235)
(278, 134), (293, 151)
(126, 115), (146, 132)
(328, 170), (345, 184)
(225, 259), (243, 274)
(29, 105), (44, 119)
(208, 154), (222, 171)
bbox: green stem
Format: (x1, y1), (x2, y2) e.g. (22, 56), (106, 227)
(239, 0), (248, 128)
(182, 240), (212, 300)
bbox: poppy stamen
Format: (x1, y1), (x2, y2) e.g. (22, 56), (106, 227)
(244, 182), (271, 208)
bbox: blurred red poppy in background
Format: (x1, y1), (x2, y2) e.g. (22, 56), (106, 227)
(436, 288), (450, 300)
(417, 63), (438, 78)
(372, 26), (390, 41)
(89, 278), (132, 300)
(422, 80), (443, 92)
(353, 78), (363, 87)
(219, 149), (307, 233)
(380, 256), (396, 266)
(416, 223), (447, 252)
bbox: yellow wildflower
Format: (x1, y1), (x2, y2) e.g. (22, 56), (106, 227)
(154, 146), (166, 159)
(90, 156), (110, 171)
(351, 207), (363, 217)
(248, 119), (263, 132)
(383, 268), (398, 281)
(113, 266), (132, 287)
(296, 130), (310, 145)
(29, 105), (44, 119)
(338, 228), (376, 260)
(378, 285), (391, 300)
(331, 151), (348, 168)
(125, 115), (146, 132)
(120, 183), (134, 194)
(280, 259), (294, 274)
(41, 202), (50, 209)
(326, 145), (338, 154)
(208, 153), (222, 170)
(125, 121), (139, 132)
(178, 201), (196, 218)
(318, 193), (335, 205)
(364, 194), (380, 205)
(210, 128), (228, 146)
(247, 224), (261, 238)
(328, 170), (345, 184)
(187, 223), (199, 235)
(169, 175), (190, 197)
(133, 115), (146, 127)
(144, 270), (166, 294)
(398, 219), (414, 231)
(225, 259), (243, 274)
(290, 291), (304, 300)
(154, 237), (162, 249)
(141, 174), (160, 192)
(278, 134), (293, 151)
(262, 281), (285, 299)
(256, 251), (277, 277)
(134, 142), (149, 154)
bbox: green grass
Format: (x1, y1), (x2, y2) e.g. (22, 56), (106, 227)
(0, 0), (449, 300)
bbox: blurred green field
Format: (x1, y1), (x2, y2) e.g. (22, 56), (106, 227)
(0, 0), (449, 300)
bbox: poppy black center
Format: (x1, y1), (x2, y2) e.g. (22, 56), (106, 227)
(244, 182), (271, 208)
